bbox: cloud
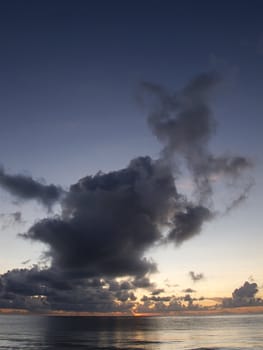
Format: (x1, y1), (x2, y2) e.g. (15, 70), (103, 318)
(0, 267), (136, 312)
(224, 182), (254, 215)
(11, 211), (22, 223)
(0, 167), (62, 209)
(151, 288), (164, 295)
(168, 205), (213, 245)
(142, 72), (219, 162)
(141, 295), (171, 302)
(222, 281), (262, 308)
(132, 276), (154, 289)
(182, 288), (196, 293)
(22, 157), (170, 278)
(0, 71), (253, 313)
(21, 154), (217, 278)
(136, 279), (261, 314)
(21, 259), (31, 265)
(233, 281), (258, 299)
(189, 271), (204, 283)
(141, 72), (252, 206)
(183, 293), (194, 307)
(136, 292), (205, 314)
(0, 211), (24, 230)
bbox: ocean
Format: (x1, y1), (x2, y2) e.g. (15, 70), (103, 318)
(0, 314), (262, 349)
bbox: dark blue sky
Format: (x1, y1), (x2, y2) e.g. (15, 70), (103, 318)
(0, 0), (262, 182)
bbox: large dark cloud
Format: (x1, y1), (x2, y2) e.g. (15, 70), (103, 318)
(21, 155), (215, 279)
(0, 167), (62, 208)
(20, 157), (186, 276)
(0, 72), (253, 312)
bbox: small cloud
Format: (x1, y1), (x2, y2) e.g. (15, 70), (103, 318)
(12, 211), (23, 223)
(182, 288), (196, 293)
(224, 182), (254, 215)
(151, 288), (164, 296)
(0, 211), (24, 230)
(189, 271), (204, 283)
(222, 281), (262, 308)
(233, 281), (258, 299)
(0, 167), (62, 209)
(21, 259), (31, 265)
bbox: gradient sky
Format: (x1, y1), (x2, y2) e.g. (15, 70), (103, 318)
(0, 0), (262, 313)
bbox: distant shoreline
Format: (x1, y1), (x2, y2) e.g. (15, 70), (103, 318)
(1, 306), (263, 317)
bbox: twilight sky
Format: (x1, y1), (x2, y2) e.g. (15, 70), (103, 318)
(0, 0), (262, 314)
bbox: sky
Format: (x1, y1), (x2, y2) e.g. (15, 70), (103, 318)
(0, 0), (262, 314)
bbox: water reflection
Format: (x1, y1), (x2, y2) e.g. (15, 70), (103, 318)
(41, 315), (263, 350)
(0, 314), (263, 349)
(43, 316), (164, 349)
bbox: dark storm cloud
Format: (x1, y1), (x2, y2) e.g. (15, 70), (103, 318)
(14, 72), (253, 282)
(141, 72), (252, 205)
(23, 157), (170, 278)
(22, 155), (216, 278)
(0, 71), (253, 313)
(189, 271), (204, 282)
(0, 167), (62, 208)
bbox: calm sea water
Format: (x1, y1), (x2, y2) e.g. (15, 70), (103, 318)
(0, 314), (262, 350)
